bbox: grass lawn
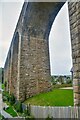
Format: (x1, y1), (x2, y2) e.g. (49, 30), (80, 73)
(24, 89), (74, 106)
(5, 106), (17, 117)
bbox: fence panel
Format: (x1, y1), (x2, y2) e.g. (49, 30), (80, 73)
(30, 105), (80, 118)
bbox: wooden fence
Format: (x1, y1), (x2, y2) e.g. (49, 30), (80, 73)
(30, 106), (80, 118)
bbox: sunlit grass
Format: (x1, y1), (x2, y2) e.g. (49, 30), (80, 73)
(5, 106), (17, 117)
(24, 89), (74, 106)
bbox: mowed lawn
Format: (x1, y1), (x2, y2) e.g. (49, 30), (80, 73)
(5, 106), (17, 117)
(24, 89), (74, 106)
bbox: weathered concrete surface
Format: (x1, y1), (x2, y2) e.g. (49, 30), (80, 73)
(4, 1), (80, 109)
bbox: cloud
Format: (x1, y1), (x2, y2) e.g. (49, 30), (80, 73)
(49, 2), (72, 75)
(0, 2), (24, 67)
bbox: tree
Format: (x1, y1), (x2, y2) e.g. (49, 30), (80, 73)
(58, 76), (64, 84)
(51, 76), (56, 85)
(9, 94), (15, 105)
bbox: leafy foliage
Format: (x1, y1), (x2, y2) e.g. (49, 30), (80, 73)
(2, 91), (10, 102)
(46, 115), (52, 120)
(2, 84), (4, 90)
(9, 94), (15, 105)
(51, 76), (56, 85)
(4, 81), (7, 89)
(0, 113), (5, 120)
(14, 101), (23, 113)
(51, 75), (72, 85)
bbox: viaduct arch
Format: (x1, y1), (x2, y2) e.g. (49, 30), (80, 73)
(4, 2), (80, 106)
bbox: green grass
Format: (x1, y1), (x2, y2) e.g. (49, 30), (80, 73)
(2, 91), (18, 117)
(5, 106), (17, 117)
(24, 89), (74, 106)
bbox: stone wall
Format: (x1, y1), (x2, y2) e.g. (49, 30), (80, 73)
(68, 2), (80, 106)
(4, 3), (27, 99)
(17, 2), (64, 101)
(4, 2), (80, 106)
(3, 2), (66, 102)
(0, 68), (4, 83)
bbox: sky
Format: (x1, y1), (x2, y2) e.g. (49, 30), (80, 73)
(0, 1), (72, 75)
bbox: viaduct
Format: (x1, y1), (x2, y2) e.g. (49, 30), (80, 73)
(4, 1), (80, 106)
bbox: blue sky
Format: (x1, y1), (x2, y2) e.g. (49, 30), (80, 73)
(0, 2), (72, 75)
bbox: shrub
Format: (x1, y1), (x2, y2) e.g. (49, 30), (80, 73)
(4, 81), (7, 90)
(3, 96), (7, 102)
(66, 79), (72, 84)
(53, 83), (72, 89)
(46, 115), (52, 120)
(2, 84), (4, 90)
(9, 94), (15, 105)
(2, 91), (10, 102)
(27, 104), (31, 116)
(0, 113), (5, 120)
(14, 101), (23, 113)
(23, 109), (34, 120)
(51, 76), (56, 85)
(23, 110), (28, 117)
